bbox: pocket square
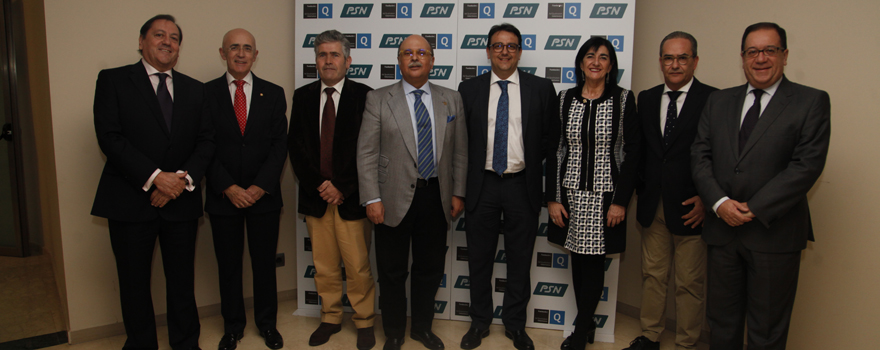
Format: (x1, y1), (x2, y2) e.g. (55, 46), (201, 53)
(447, 115), (456, 123)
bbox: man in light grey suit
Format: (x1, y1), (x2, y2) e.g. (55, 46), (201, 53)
(691, 22), (830, 350)
(357, 34), (467, 350)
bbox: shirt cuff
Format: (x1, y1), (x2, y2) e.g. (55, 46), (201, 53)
(363, 198), (381, 206)
(143, 169), (162, 191)
(712, 196), (730, 216)
(177, 170), (195, 192)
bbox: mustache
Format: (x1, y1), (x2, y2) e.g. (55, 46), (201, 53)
(408, 61), (423, 68)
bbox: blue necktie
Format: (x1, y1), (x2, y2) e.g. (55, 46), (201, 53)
(493, 80), (510, 176)
(155, 73), (173, 132)
(413, 90), (436, 179)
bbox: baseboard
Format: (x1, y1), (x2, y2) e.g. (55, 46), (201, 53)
(616, 301), (710, 345)
(67, 289), (297, 344)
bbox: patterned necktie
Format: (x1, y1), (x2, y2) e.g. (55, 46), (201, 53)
(413, 89), (436, 179)
(493, 80), (510, 176)
(233, 80), (247, 135)
(155, 73), (172, 132)
(739, 89), (765, 153)
(320, 87), (336, 179)
(663, 90), (683, 147)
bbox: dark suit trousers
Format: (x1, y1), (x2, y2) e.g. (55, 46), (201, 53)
(374, 181), (447, 338)
(570, 252), (605, 337)
(465, 174), (537, 330)
(209, 210), (281, 334)
(707, 237), (800, 350)
(109, 218), (200, 350)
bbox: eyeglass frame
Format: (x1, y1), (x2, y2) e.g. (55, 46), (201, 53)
(398, 49), (433, 59)
(661, 54), (694, 66)
(488, 42), (521, 52)
(741, 45), (785, 59)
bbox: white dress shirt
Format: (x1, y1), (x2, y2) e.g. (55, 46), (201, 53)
(485, 70), (525, 173)
(140, 59), (194, 192)
(712, 77), (783, 213)
(226, 71), (253, 118)
(319, 78), (344, 134)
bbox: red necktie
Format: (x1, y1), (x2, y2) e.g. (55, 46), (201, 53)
(233, 80), (247, 135)
(320, 87), (336, 179)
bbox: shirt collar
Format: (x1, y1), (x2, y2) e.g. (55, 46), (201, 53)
(748, 77), (782, 97)
(402, 79), (432, 96)
(663, 77), (694, 94)
(226, 71), (253, 86)
(320, 77), (345, 95)
(142, 58), (172, 78)
(490, 69), (520, 86)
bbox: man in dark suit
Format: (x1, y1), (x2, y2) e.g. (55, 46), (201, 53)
(457, 23), (557, 350)
(91, 14), (213, 350)
(289, 29), (376, 350)
(357, 35), (467, 350)
(627, 32), (717, 350)
(204, 28), (287, 350)
(691, 22), (830, 350)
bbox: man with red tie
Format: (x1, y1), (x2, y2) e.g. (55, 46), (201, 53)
(205, 28), (288, 350)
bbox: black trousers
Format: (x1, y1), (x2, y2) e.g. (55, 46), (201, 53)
(707, 237), (801, 350)
(209, 210), (281, 334)
(570, 252), (605, 338)
(374, 181), (447, 338)
(465, 174), (537, 330)
(109, 218), (200, 350)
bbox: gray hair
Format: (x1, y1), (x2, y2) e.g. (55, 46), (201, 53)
(313, 29), (350, 59)
(659, 31), (698, 57)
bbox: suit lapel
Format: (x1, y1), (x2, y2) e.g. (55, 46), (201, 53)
(389, 82), (418, 161)
(740, 78), (792, 157)
(475, 74), (491, 147)
(519, 71), (532, 132)
(430, 83), (447, 163)
(643, 86), (664, 157)
(665, 79), (703, 148)
(130, 63), (170, 138)
(729, 85), (748, 159)
(213, 75), (242, 141)
(244, 75), (264, 138)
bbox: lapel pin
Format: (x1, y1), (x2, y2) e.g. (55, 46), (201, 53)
(443, 101), (447, 105)
(260, 93), (264, 96)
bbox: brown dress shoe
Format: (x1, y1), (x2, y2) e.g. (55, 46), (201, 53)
(357, 326), (376, 350)
(309, 322), (342, 346)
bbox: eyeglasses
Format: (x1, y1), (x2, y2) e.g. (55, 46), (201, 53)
(489, 43), (521, 52)
(742, 46), (784, 58)
(661, 55), (692, 66)
(399, 49), (433, 59)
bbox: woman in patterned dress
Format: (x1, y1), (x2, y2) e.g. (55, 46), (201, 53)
(546, 37), (641, 349)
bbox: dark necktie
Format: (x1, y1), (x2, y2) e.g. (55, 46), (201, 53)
(739, 89), (765, 153)
(413, 89), (436, 179)
(233, 80), (247, 135)
(663, 90), (683, 147)
(493, 80), (510, 175)
(320, 87), (336, 179)
(155, 73), (172, 132)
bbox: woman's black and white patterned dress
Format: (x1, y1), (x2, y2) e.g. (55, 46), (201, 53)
(558, 96), (617, 255)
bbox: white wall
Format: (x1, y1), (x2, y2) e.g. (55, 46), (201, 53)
(43, 0), (298, 334)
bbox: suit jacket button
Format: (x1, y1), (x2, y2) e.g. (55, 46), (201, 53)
(735, 168), (740, 174)
(411, 184), (415, 189)
(414, 163), (417, 168)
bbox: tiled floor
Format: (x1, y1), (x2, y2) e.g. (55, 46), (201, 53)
(0, 254), (65, 343)
(42, 299), (708, 350)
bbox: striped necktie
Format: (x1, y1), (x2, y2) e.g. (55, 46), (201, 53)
(412, 89), (436, 179)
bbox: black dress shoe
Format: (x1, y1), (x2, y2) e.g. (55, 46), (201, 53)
(309, 322), (342, 346)
(217, 332), (243, 350)
(410, 330), (445, 349)
(504, 329), (535, 350)
(383, 337), (405, 350)
(260, 328), (284, 349)
(357, 327), (376, 350)
(622, 336), (659, 350)
(460, 327), (489, 349)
